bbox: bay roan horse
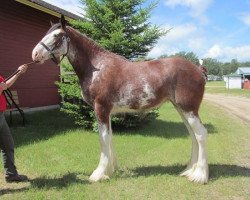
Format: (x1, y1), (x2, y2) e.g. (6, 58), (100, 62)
(32, 15), (208, 184)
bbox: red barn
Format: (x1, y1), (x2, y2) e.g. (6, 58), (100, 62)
(0, 0), (82, 110)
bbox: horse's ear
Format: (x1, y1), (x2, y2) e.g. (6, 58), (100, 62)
(60, 14), (66, 30)
(50, 20), (54, 27)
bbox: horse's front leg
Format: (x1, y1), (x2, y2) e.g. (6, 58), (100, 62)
(89, 103), (117, 182)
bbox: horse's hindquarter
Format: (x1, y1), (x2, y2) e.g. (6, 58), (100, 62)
(162, 57), (206, 113)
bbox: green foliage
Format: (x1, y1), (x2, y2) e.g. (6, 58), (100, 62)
(57, 60), (96, 131)
(172, 51), (199, 65)
(112, 110), (159, 130)
(202, 58), (223, 76)
(71, 0), (168, 59)
(229, 59), (240, 73)
(203, 58), (249, 76)
(158, 51), (199, 65)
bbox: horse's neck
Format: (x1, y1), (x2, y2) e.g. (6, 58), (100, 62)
(66, 28), (106, 79)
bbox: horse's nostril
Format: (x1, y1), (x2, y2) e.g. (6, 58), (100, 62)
(35, 51), (39, 57)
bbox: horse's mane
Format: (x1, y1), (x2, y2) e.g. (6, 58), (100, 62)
(67, 26), (128, 61)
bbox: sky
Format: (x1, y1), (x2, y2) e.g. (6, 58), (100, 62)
(44, 0), (250, 62)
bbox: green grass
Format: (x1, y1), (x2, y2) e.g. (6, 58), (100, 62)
(206, 81), (226, 87)
(0, 103), (249, 199)
(206, 81), (250, 98)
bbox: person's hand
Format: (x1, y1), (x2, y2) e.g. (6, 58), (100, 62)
(0, 82), (8, 90)
(17, 64), (28, 74)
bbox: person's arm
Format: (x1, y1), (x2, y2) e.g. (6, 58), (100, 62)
(0, 82), (7, 95)
(5, 64), (28, 88)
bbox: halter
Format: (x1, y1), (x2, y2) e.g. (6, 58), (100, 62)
(39, 33), (70, 65)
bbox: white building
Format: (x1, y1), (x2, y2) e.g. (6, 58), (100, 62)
(224, 74), (242, 89)
(224, 67), (250, 89)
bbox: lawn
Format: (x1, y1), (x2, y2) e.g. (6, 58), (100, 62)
(0, 102), (249, 199)
(206, 81), (250, 98)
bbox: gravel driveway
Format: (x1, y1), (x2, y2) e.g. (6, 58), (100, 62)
(204, 93), (250, 124)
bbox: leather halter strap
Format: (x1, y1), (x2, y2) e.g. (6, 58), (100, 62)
(39, 34), (70, 65)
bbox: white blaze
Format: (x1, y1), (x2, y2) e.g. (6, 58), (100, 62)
(32, 29), (67, 63)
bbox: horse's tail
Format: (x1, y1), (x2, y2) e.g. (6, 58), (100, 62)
(199, 66), (208, 82)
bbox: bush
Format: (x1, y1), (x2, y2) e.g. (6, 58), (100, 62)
(57, 59), (159, 132)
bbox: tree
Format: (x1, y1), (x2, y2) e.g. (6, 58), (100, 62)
(71, 0), (167, 59)
(202, 58), (222, 76)
(229, 59), (240, 73)
(221, 62), (231, 75)
(58, 0), (165, 130)
(240, 61), (250, 67)
(172, 51), (199, 65)
(160, 51), (199, 65)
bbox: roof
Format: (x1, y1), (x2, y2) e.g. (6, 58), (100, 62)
(16, 0), (84, 20)
(235, 67), (250, 75)
(223, 73), (242, 77)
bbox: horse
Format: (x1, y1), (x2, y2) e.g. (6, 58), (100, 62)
(32, 15), (208, 184)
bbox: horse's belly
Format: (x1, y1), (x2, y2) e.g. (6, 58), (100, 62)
(111, 106), (139, 114)
(111, 95), (168, 114)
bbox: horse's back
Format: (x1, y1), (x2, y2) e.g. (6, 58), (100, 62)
(130, 57), (205, 91)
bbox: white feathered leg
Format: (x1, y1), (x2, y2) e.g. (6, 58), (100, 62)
(89, 119), (116, 182)
(176, 108), (199, 177)
(184, 112), (209, 184)
(109, 117), (118, 171)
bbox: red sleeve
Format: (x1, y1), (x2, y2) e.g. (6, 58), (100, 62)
(0, 75), (4, 82)
(0, 75), (7, 111)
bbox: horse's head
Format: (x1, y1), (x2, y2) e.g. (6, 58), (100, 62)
(32, 15), (70, 64)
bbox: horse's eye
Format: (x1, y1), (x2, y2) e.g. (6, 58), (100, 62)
(54, 34), (59, 37)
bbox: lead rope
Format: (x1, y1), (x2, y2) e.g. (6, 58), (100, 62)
(3, 89), (26, 125)
(2, 61), (38, 125)
(3, 61), (37, 82)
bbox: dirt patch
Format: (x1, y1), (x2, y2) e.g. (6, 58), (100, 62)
(204, 93), (250, 124)
(204, 93), (250, 167)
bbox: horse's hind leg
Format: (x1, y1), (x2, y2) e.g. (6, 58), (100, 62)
(176, 107), (208, 184)
(185, 112), (208, 184)
(108, 116), (118, 171)
(175, 107), (199, 176)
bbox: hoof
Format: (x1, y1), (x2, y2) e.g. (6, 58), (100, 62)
(180, 166), (196, 177)
(89, 174), (110, 182)
(89, 168), (110, 182)
(187, 165), (208, 184)
(89, 173), (110, 182)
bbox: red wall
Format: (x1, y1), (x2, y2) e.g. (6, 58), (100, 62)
(0, 0), (60, 108)
(243, 79), (250, 90)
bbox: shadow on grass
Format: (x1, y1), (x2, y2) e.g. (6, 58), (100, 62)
(115, 119), (216, 139)
(1, 164), (248, 194)
(122, 164), (250, 181)
(9, 109), (217, 147)
(0, 172), (89, 196)
(8, 109), (80, 147)
(30, 172), (89, 189)
(0, 187), (29, 196)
